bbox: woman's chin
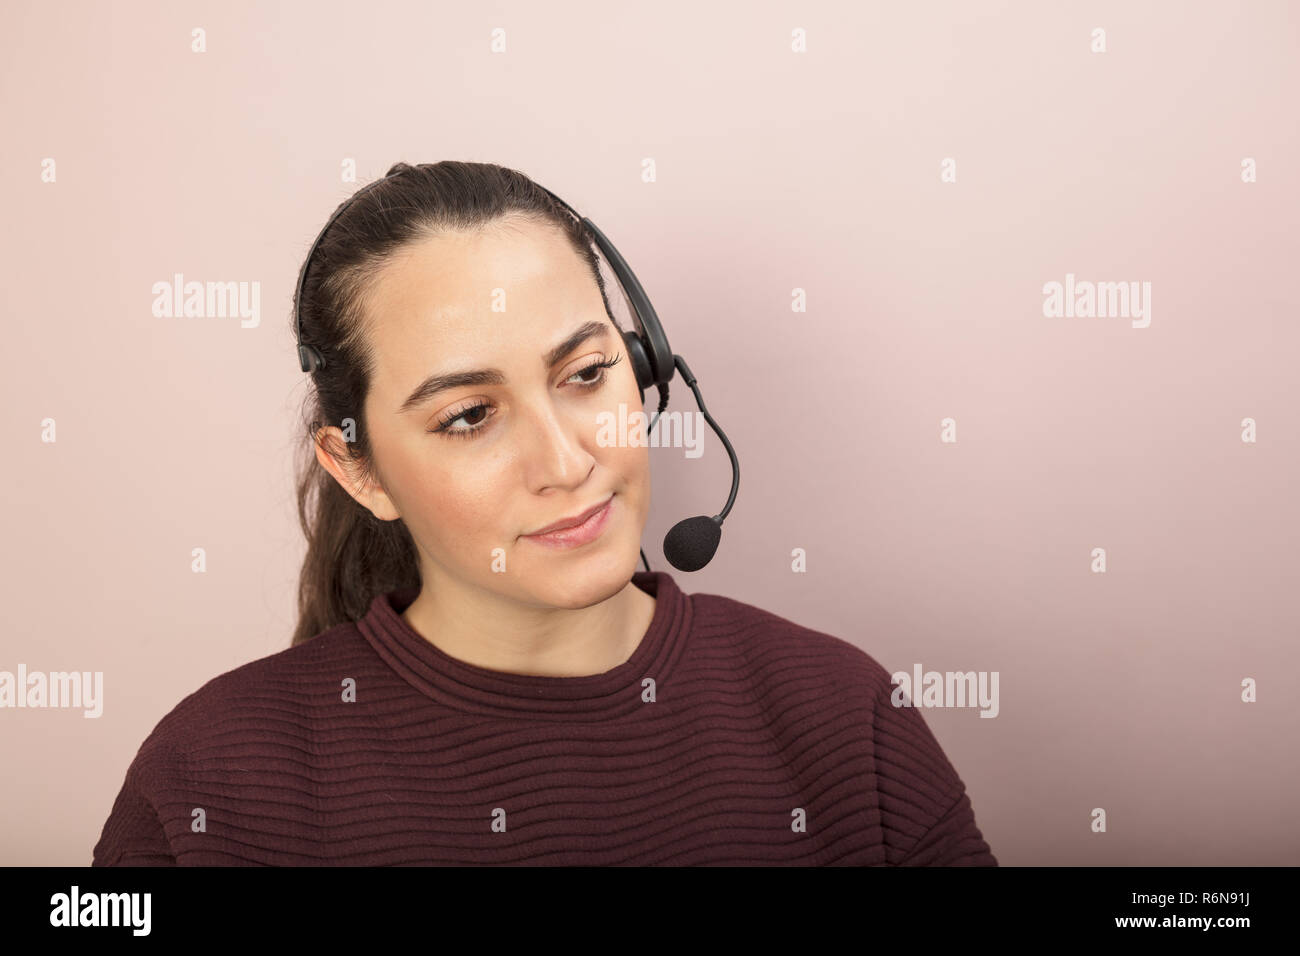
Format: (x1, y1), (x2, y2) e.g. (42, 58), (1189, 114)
(522, 548), (639, 609)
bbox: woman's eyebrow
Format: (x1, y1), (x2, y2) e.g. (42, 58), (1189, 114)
(397, 320), (612, 414)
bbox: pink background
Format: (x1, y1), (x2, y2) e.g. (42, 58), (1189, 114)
(2, 0), (1298, 865)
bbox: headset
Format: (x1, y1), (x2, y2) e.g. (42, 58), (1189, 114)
(294, 169), (739, 573)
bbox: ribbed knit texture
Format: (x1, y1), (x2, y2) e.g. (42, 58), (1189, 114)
(92, 571), (996, 866)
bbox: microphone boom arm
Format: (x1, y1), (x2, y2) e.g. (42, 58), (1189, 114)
(672, 354), (739, 524)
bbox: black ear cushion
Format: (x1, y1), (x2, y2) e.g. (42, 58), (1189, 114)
(622, 330), (655, 392)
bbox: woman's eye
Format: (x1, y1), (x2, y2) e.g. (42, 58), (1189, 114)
(565, 352), (623, 388)
(454, 405), (489, 428)
(429, 352), (623, 441)
(430, 403), (493, 439)
(568, 362), (606, 386)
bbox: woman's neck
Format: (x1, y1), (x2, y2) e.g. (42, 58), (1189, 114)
(399, 572), (657, 678)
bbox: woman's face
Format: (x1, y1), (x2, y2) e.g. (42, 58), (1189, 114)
(324, 214), (651, 609)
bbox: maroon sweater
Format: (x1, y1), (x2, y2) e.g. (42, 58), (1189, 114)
(93, 571), (996, 866)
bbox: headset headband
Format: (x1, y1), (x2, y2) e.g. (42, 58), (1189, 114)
(293, 171), (674, 401)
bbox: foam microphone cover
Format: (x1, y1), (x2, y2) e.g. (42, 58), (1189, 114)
(663, 515), (722, 572)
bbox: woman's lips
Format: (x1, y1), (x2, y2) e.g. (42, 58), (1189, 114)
(521, 494), (615, 549)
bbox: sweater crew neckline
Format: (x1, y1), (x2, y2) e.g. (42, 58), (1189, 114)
(355, 570), (689, 719)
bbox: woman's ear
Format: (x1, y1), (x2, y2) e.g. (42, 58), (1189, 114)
(313, 426), (402, 521)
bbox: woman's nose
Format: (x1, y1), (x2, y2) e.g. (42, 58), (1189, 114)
(523, 402), (595, 492)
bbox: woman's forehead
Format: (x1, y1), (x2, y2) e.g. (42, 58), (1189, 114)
(366, 220), (590, 324)
(360, 228), (608, 407)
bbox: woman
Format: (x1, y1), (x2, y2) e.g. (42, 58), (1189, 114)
(93, 161), (997, 866)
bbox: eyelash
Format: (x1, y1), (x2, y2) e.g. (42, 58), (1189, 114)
(430, 352), (624, 441)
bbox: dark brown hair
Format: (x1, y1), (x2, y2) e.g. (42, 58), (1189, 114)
(288, 161), (620, 646)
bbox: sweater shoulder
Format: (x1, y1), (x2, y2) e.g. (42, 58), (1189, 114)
(686, 588), (896, 696)
(93, 622), (369, 865)
(686, 588), (991, 863)
(684, 587), (967, 791)
(127, 621), (370, 773)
